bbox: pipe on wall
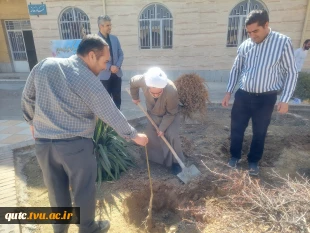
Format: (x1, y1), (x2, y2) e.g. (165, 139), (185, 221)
(300, 0), (310, 47)
(102, 0), (106, 15)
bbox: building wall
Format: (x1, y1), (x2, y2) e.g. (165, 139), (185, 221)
(106, 0), (309, 80)
(25, 0), (105, 63)
(0, 0), (29, 72)
(26, 0), (310, 80)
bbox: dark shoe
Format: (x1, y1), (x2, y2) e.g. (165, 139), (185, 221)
(248, 162), (259, 176)
(95, 220), (110, 233)
(171, 163), (182, 175)
(228, 157), (240, 168)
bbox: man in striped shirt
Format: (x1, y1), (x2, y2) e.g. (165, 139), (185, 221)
(222, 10), (298, 176)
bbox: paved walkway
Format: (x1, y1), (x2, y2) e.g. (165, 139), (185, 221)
(0, 142), (27, 232)
(0, 121), (33, 148)
(0, 81), (230, 148)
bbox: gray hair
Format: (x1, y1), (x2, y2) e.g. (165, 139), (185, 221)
(98, 15), (111, 27)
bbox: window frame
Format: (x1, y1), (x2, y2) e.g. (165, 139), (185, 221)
(58, 7), (91, 40)
(226, 0), (268, 47)
(138, 3), (173, 50)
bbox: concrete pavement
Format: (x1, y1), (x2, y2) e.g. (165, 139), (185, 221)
(0, 80), (230, 148)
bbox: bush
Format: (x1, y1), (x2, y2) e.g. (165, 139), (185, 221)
(184, 163), (310, 233)
(93, 120), (135, 185)
(174, 73), (210, 121)
(294, 72), (310, 100)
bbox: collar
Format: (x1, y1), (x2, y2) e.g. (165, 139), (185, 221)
(72, 54), (89, 69)
(257, 28), (272, 45)
(98, 31), (109, 39)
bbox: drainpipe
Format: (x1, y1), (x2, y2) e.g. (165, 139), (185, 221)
(102, 0), (106, 15)
(300, 0), (310, 47)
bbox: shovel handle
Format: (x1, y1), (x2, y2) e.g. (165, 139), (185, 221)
(126, 89), (186, 169)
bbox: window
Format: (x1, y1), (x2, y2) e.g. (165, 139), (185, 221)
(227, 0), (267, 47)
(139, 3), (173, 49)
(59, 7), (91, 40)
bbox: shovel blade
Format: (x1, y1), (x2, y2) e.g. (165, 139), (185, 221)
(177, 165), (201, 184)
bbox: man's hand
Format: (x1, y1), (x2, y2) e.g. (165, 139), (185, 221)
(132, 133), (148, 146)
(30, 125), (35, 139)
(110, 66), (119, 74)
(132, 99), (140, 105)
(222, 93), (231, 107)
(157, 131), (164, 137)
(277, 102), (289, 114)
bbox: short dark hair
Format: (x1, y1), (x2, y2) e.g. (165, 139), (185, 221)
(77, 34), (108, 59)
(303, 39), (310, 45)
(245, 9), (269, 27)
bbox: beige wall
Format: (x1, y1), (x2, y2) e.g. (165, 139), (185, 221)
(26, 0), (310, 77)
(300, 0), (310, 68)
(106, 0), (308, 71)
(26, 0), (105, 61)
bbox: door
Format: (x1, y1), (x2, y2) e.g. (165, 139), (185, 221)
(5, 20), (33, 72)
(23, 31), (38, 70)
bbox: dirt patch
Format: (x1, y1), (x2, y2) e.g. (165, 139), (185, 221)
(13, 107), (310, 232)
(121, 176), (217, 233)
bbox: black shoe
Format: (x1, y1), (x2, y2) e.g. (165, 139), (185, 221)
(248, 162), (259, 176)
(228, 157), (240, 168)
(171, 163), (182, 175)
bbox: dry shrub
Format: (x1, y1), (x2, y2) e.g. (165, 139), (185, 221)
(174, 73), (210, 121)
(182, 162), (310, 233)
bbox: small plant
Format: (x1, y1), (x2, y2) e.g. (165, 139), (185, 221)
(294, 72), (310, 100)
(174, 73), (210, 121)
(93, 120), (135, 185)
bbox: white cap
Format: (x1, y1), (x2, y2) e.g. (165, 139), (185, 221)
(144, 67), (168, 88)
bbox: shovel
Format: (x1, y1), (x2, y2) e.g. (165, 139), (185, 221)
(126, 89), (201, 184)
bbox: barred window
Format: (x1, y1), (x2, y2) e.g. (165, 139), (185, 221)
(59, 7), (91, 40)
(139, 3), (173, 49)
(226, 0), (267, 47)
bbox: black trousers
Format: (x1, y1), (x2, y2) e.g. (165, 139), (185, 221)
(35, 137), (100, 233)
(230, 89), (277, 163)
(100, 73), (122, 109)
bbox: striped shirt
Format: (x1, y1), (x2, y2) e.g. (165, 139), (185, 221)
(21, 55), (137, 140)
(226, 29), (298, 103)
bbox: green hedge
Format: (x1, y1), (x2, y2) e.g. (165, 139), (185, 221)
(294, 72), (310, 100)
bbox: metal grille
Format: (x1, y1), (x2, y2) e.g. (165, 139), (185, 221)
(7, 31), (27, 61)
(139, 4), (173, 49)
(59, 7), (91, 40)
(5, 20), (31, 61)
(227, 0), (266, 47)
(5, 20), (31, 30)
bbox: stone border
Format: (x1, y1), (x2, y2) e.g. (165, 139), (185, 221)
(0, 117), (148, 233)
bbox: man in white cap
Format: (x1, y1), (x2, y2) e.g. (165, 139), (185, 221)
(129, 67), (185, 174)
